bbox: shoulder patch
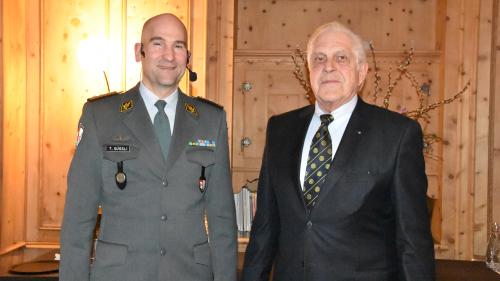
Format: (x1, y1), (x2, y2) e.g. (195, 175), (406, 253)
(195, 97), (223, 110)
(87, 91), (122, 102)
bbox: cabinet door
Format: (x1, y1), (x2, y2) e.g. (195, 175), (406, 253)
(232, 57), (310, 192)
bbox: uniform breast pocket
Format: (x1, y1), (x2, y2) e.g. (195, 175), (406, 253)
(185, 148), (215, 167)
(101, 144), (139, 190)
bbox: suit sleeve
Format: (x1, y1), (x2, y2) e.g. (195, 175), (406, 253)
(205, 111), (238, 281)
(59, 102), (102, 281)
(393, 120), (436, 281)
(241, 117), (280, 281)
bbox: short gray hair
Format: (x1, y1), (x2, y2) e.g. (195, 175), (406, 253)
(306, 21), (367, 66)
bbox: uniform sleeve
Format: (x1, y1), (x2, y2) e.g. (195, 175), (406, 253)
(393, 120), (436, 281)
(205, 110), (238, 281)
(59, 102), (102, 281)
(241, 117), (280, 281)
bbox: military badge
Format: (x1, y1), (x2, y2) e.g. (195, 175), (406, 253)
(120, 100), (133, 112)
(75, 123), (84, 146)
(184, 103), (198, 118)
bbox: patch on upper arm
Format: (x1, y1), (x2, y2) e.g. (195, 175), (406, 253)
(75, 123), (84, 147)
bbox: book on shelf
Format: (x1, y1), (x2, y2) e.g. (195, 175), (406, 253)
(234, 181), (258, 233)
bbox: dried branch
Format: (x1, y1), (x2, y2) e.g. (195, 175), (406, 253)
(291, 49), (314, 103)
(369, 42), (383, 103)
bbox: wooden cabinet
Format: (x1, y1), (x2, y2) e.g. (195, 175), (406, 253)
(232, 53), (310, 192)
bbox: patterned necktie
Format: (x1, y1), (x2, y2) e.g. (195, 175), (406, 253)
(154, 100), (171, 161)
(303, 114), (334, 208)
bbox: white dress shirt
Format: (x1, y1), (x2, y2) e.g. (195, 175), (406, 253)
(299, 95), (358, 190)
(139, 82), (178, 134)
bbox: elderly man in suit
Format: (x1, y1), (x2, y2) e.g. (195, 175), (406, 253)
(241, 21), (435, 281)
(60, 13), (237, 281)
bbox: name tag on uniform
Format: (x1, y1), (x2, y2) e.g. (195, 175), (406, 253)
(105, 145), (130, 152)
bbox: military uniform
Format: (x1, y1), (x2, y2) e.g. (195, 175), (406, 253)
(60, 84), (237, 281)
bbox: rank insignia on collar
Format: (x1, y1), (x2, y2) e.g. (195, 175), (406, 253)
(120, 100), (133, 112)
(184, 103), (198, 118)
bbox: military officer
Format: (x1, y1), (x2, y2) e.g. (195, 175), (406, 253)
(60, 13), (237, 281)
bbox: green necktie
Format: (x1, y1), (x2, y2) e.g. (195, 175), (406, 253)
(154, 100), (171, 161)
(303, 114), (334, 208)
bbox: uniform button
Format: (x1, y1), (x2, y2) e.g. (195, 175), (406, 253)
(161, 215), (167, 221)
(306, 221), (313, 228)
(160, 248), (165, 256)
(162, 180), (168, 187)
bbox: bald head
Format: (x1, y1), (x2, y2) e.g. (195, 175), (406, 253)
(141, 13), (187, 44)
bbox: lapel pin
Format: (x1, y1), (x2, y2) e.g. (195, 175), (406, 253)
(184, 103), (198, 118)
(120, 100), (134, 112)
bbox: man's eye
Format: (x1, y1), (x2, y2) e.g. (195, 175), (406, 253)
(336, 55), (349, 64)
(314, 56), (325, 63)
(174, 43), (185, 49)
(152, 42), (162, 46)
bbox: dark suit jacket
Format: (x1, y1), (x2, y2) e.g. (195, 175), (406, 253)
(241, 98), (435, 281)
(60, 84), (237, 281)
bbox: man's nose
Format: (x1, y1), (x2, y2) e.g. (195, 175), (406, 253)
(324, 57), (337, 72)
(162, 46), (175, 61)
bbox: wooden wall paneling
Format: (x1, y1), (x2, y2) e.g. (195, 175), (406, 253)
(189, 0), (207, 98)
(0, 0), (27, 271)
(474, 0), (496, 258)
(236, 0), (437, 51)
(457, 0), (480, 260)
(205, 0), (234, 145)
(0, 0), (3, 242)
(439, 0), (461, 259)
(107, 0), (127, 91)
(40, 0), (109, 233)
(493, 0), (500, 226)
(1, 0), (27, 248)
(25, 0), (47, 244)
(439, 0), (482, 259)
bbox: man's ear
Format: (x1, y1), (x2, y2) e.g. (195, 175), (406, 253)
(134, 43), (142, 62)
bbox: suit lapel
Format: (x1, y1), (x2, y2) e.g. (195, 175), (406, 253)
(165, 92), (198, 173)
(314, 98), (368, 208)
(121, 86), (167, 177)
(292, 106), (315, 208)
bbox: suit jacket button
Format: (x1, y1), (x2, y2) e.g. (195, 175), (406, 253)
(161, 215), (167, 221)
(306, 221), (313, 228)
(162, 180), (168, 187)
(160, 248), (166, 256)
